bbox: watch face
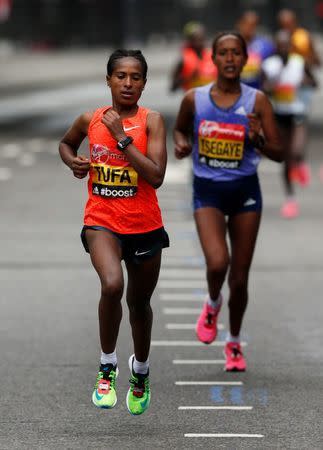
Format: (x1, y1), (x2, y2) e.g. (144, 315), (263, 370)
(118, 136), (133, 150)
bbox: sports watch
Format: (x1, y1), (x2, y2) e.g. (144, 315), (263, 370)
(117, 136), (133, 151)
(253, 134), (265, 151)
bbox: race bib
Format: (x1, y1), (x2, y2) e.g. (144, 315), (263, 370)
(241, 52), (262, 82)
(198, 120), (245, 169)
(91, 164), (138, 198)
(273, 84), (296, 103)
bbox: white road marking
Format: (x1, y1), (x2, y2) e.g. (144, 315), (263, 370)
(163, 307), (202, 314)
(161, 297), (204, 303)
(160, 269), (205, 279)
(259, 158), (280, 174)
(161, 258), (203, 267)
(179, 406), (252, 410)
(176, 381), (243, 386)
(50, 145), (59, 155)
(0, 167), (12, 180)
(166, 323), (224, 330)
(151, 341), (247, 346)
(173, 359), (225, 364)
(185, 433), (264, 438)
(164, 159), (190, 184)
(164, 248), (200, 256)
(1, 143), (22, 158)
(27, 138), (46, 153)
(18, 153), (36, 167)
(160, 293), (203, 301)
(159, 280), (205, 288)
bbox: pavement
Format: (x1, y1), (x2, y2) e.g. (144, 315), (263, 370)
(0, 37), (323, 126)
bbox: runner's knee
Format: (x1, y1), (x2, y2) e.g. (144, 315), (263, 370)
(228, 273), (248, 298)
(128, 300), (152, 318)
(100, 277), (123, 302)
(206, 254), (230, 280)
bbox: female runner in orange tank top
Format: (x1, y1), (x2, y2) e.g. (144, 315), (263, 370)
(59, 49), (168, 415)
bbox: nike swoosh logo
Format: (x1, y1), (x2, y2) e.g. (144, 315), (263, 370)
(124, 125), (140, 132)
(139, 398), (149, 409)
(135, 249), (151, 256)
(95, 391), (104, 401)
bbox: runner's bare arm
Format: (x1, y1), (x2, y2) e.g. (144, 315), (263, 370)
(170, 60), (184, 92)
(102, 109), (167, 189)
(127, 111), (167, 189)
(173, 89), (195, 159)
(59, 112), (92, 179)
(308, 36), (321, 66)
(251, 91), (284, 162)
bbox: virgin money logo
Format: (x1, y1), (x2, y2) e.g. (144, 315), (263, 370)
(91, 144), (127, 163)
(199, 120), (221, 137)
(92, 144), (110, 163)
(199, 120), (244, 139)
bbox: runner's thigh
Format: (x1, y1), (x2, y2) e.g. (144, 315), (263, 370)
(194, 207), (229, 265)
(125, 251), (162, 304)
(85, 229), (123, 284)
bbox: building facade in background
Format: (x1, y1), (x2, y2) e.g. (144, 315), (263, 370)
(0, 0), (320, 48)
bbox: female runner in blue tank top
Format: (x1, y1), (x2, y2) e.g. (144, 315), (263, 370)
(173, 31), (283, 371)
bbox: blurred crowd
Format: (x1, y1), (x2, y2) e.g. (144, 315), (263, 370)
(170, 9), (321, 219)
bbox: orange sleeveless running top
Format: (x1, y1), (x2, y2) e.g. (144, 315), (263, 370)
(180, 47), (217, 91)
(84, 106), (163, 234)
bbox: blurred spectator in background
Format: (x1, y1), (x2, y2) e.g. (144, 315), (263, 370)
(316, 0), (323, 30)
(262, 30), (308, 219)
(278, 9), (321, 69)
(236, 10), (275, 89)
(277, 9), (320, 188)
(0, 0), (12, 23)
(170, 21), (217, 92)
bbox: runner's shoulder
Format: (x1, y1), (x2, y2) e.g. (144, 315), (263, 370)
(147, 109), (165, 128)
(181, 88), (196, 112)
(254, 89), (272, 115)
(184, 87), (196, 102)
(75, 110), (95, 134)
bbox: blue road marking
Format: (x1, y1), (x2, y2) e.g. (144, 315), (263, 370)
(210, 387), (224, 403)
(210, 386), (268, 406)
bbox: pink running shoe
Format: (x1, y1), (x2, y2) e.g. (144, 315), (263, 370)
(280, 199), (299, 219)
(297, 163), (311, 187)
(224, 342), (246, 372)
(288, 165), (300, 183)
(196, 298), (222, 344)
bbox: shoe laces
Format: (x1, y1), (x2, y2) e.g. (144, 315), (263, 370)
(129, 373), (149, 398)
(205, 312), (215, 327)
(95, 365), (116, 389)
(230, 345), (242, 359)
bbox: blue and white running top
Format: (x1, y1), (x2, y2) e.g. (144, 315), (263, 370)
(193, 83), (261, 182)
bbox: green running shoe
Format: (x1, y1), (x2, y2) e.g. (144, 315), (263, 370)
(126, 355), (151, 415)
(92, 363), (118, 409)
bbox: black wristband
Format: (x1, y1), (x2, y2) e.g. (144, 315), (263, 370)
(117, 136), (133, 151)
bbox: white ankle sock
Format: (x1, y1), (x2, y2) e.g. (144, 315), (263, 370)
(207, 294), (222, 310)
(100, 350), (117, 366)
(133, 356), (149, 375)
(226, 333), (240, 344)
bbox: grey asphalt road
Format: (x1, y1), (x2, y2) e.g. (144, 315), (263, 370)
(1, 127), (323, 450)
(0, 50), (323, 448)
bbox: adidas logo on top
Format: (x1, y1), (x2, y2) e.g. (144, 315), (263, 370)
(234, 106), (247, 116)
